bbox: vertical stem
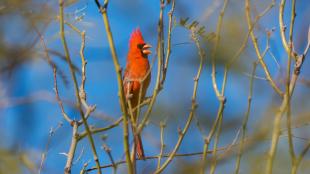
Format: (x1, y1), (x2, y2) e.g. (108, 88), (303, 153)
(286, 0), (296, 169)
(157, 122), (166, 169)
(202, 1), (229, 171)
(211, 0), (229, 98)
(59, 1), (101, 173)
(266, 97), (288, 174)
(201, 101), (224, 174)
(209, 113), (223, 174)
(97, 1), (133, 173)
(202, 1), (230, 170)
(209, 68), (228, 174)
(234, 62), (257, 174)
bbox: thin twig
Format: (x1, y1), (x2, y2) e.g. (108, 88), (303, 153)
(227, 0), (276, 68)
(64, 122), (79, 174)
(33, 21), (73, 125)
(102, 144), (117, 174)
(291, 140), (310, 173)
(87, 149), (226, 172)
(79, 117), (122, 140)
(137, 0), (165, 135)
(78, 99), (152, 141)
(160, 0), (175, 85)
(245, 0), (283, 97)
(39, 122), (63, 174)
(53, 67), (72, 124)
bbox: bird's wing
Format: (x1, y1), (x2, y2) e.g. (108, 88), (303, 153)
(123, 64), (133, 98)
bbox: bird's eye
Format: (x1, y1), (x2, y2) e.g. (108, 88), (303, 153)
(137, 43), (145, 50)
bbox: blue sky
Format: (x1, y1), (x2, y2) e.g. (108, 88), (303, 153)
(1, 0), (310, 173)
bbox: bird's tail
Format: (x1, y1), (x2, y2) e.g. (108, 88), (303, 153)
(134, 134), (145, 160)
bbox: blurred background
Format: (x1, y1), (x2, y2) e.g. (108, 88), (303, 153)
(0, 0), (310, 173)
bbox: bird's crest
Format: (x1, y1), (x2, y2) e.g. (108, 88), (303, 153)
(129, 28), (145, 47)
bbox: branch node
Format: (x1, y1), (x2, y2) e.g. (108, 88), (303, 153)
(178, 127), (183, 136)
(219, 96), (226, 104)
(248, 96), (252, 102)
(282, 25), (287, 32)
(79, 90), (86, 101)
(204, 137), (210, 145)
(70, 120), (75, 127)
(95, 0), (108, 14)
(191, 99), (198, 109)
(160, 121), (166, 128)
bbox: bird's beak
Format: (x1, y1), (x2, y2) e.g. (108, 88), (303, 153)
(142, 44), (152, 55)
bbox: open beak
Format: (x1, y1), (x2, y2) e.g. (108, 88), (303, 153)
(142, 44), (152, 55)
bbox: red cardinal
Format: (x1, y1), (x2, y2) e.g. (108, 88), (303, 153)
(123, 28), (151, 159)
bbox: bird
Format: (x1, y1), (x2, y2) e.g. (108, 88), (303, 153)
(123, 28), (151, 160)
